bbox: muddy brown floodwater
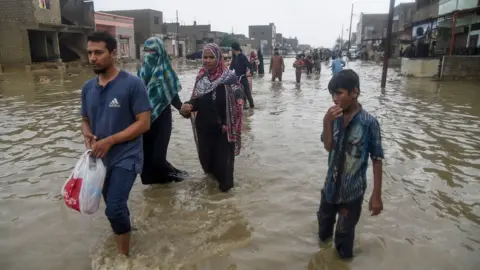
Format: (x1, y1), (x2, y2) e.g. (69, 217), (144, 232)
(1, 59), (479, 270)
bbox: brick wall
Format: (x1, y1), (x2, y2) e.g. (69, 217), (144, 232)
(32, 0), (62, 25)
(441, 55), (480, 80)
(103, 10), (163, 46)
(95, 12), (134, 25)
(116, 26), (136, 59)
(0, 0), (36, 66)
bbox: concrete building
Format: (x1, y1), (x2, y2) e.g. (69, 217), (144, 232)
(94, 12), (135, 59)
(411, 0), (439, 54)
(275, 33), (283, 48)
(356, 13), (388, 45)
(165, 22), (211, 53)
(0, 0), (95, 68)
(392, 2), (416, 56)
(205, 31), (228, 44)
(284, 37), (299, 51)
(249, 23), (276, 55)
(436, 0), (480, 52)
(102, 9), (164, 59)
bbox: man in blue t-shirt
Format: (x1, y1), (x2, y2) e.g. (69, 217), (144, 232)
(330, 55), (346, 76)
(81, 32), (152, 256)
(319, 69), (384, 259)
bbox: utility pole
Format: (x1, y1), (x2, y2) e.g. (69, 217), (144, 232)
(176, 10), (179, 56)
(340, 24), (344, 50)
(381, 0), (395, 88)
(348, 3), (354, 52)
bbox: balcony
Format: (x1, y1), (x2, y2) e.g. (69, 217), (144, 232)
(60, 0), (95, 27)
(413, 2), (440, 22)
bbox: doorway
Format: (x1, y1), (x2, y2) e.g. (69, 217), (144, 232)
(468, 34), (478, 48)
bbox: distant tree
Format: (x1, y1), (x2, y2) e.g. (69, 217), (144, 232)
(334, 38), (349, 50)
(220, 34), (238, 47)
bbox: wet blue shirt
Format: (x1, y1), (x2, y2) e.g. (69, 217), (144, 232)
(321, 108), (384, 203)
(331, 59), (345, 76)
(80, 70), (152, 173)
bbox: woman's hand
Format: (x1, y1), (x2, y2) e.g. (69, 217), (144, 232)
(180, 104), (192, 118)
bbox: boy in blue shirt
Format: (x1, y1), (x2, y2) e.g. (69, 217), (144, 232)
(318, 69), (384, 258)
(330, 55), (346, 76)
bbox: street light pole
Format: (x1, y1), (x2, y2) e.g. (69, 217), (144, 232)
(380, 0), (395, 88)
(348, 3), (354, 52)
(176, 10), (180, 56)
(341, 24), (344, 50)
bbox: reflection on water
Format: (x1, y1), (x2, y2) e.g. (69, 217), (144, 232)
(0, 60), (479, 270)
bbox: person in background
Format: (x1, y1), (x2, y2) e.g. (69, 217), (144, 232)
(81, 31), (152, 255)
(230, 42), (254, 109)
(318, 69), (384, 259)
(313, 49), (322, 74)
(180, 43), (243, 192)
(293, 55), (304, 83)
(305, 54), (314, 75)
(330, 55), (346, 76)
(269, 48), (285, 82)
(257, 49), (265, 74)
(137, 37), (188, 185)
(250, 51), (258, 72)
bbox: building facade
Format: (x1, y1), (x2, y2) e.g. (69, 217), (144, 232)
(103, 9), (164, 59)
(249, 23), (276, 55)
(392, 3), (416, 56)
(94, 12), (135, 59)
(0, 0), (94, 68)
(164, 22), (211, 53)
(437, 0), (480, 51)
(284, 37), (299, 51)
(356, 13), (388, 45)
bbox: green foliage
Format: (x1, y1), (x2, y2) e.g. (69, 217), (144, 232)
(220, 34), (238, 47)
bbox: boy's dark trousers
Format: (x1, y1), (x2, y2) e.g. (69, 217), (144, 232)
(317, 191), (363, 258)
(240, 76), (254, 108)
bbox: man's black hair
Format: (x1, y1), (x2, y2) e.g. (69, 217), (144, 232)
(328, 69), (360, 95)
(87, 31), (117, 52)
(231, 42), (241, 51)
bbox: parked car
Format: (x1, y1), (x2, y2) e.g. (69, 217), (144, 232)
(186, 50), (203, 60)
(349, 49), (360, 59)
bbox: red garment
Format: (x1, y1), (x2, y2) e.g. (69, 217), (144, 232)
(250, 51), (258, 71)
(294, 60), (304, 69)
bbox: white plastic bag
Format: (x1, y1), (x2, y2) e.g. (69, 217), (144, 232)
(62, 150), (106, 215)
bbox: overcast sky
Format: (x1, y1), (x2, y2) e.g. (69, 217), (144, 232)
(93, 0), (415, 47)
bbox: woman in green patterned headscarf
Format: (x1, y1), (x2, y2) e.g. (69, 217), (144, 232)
(138, 37), (187, 185)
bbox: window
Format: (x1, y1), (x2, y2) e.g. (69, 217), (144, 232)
(154, 16), (160, 25)
(39, 0), (51, 9)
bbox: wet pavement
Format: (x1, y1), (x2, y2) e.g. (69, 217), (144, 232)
(1, 59), (480, 270)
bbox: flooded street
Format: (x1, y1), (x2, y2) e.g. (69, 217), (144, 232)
(1, 58), (480, 270)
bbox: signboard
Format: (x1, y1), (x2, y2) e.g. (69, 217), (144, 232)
(413, 21), (438, 41)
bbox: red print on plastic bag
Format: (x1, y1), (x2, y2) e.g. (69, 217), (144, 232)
(63, 177), (83, 212)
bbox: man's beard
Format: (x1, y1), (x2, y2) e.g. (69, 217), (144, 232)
(93, 67), (108, 74)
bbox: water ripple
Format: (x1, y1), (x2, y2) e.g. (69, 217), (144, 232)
(0, 61), (479, 270)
